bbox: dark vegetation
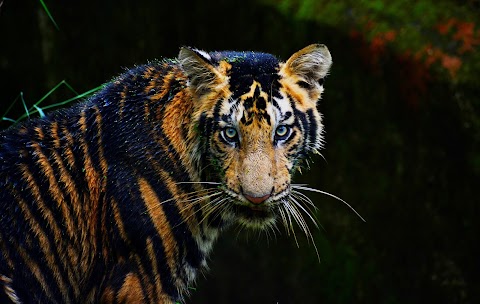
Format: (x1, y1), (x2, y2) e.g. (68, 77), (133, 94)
(1, 0), (479, 303)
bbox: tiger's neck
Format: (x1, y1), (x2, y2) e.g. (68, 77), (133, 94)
(154, 72), (226, 253)
(98, 64), (225, 285)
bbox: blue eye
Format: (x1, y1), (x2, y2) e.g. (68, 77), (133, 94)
(222, 127), (238, 142)
(275, 125), (291, 140)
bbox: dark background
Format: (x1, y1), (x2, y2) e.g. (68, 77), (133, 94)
(1, 0), (479, 303)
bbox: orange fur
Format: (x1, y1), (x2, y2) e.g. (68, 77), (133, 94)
(138, 177), (179, 282)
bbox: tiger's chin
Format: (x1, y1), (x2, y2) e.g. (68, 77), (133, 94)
(230, 204), (278, 229)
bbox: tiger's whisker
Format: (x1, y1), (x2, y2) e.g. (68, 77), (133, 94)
(291, 185), (366, 222)
(286, 200), (311, 239)
(158, 188), (219, 207)
(278, 206), (289, 236)
(179, 193), (224, 216)
(286, 198), (321, 262)
(290, 192), (318, 221)
(289, 196), (318, 229)
(176, 181), (222, 185)
(143, 188), (220, 216)
(208, 198), (235, 225)
(174, 193), (224, 227)
(291, 189), (319, 211)
(282, 203), (299, 248)
(176, 194), (223, 220)
(197, 198), (230, 226)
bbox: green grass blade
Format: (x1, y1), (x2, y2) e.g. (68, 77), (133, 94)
(63, 81), (80, 96)
(33, 105), (46, 117)
(14, 83), (104, 123)
(20, 92), (30, 119)
(32, 80), (66, 108)
(39, 84), (104, 112)
(39, 0), (59, 31)
(2, 93), (22, 118)
(2, 117), (16, 123)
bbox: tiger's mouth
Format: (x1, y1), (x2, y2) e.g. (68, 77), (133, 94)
(230, 193), (289, 228)
(232, 203), (273, 221)
(231, 203), (277, 228)
(217, 188), (290, 228)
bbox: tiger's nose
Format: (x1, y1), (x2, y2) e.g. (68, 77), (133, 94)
(243, 193), (271, 205)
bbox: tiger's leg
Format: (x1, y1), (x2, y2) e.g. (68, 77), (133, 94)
(99, 262), (175, 304)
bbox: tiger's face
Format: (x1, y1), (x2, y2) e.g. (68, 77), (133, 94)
(180, 45), (332, 229)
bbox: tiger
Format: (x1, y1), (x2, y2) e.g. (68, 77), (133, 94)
(0, 44), (333, 303)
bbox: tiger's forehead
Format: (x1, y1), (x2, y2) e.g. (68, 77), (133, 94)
(217, 80), (295, 130)
(210, 51), (281, 99)
(209, 51), (295, 126)
(237, 81), (272, 126)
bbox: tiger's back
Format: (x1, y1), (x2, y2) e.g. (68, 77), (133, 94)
(0, 45), (332, 303)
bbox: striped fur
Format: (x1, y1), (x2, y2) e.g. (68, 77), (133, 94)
(0, 44), (332, 303)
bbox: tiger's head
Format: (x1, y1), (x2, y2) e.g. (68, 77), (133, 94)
(180, 44), (332, 230)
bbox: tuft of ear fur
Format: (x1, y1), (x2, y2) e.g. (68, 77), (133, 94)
(178, 47), (222, 96)
(284, 44), (332, 86)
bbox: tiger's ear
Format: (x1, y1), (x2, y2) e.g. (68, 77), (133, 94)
(178, 47), (223, 97)
(282, 44), (332, 90)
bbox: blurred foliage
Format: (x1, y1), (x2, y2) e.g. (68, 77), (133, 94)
(266, 0), (480, 95)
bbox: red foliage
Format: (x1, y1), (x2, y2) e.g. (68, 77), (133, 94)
(416, 44), (463, 78)
(454, 21), (480, 54)
(383, 30), (397, 42)
(436, 19), (480, 54)
(348, 18), (478, 107)
(349, 28), (399, 73)
(436, 18), (457, 35)
(370, 31), (397, 52)
(349, 26), (426, 108)
(441, 55), (462, 77)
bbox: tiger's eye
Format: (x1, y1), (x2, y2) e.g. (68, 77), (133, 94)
(275, 125), (289, 138)
(223, 127), (237, 140)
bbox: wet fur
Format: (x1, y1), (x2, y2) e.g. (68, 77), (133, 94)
(0, 45), (332, 303)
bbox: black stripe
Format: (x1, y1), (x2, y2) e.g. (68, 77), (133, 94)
(197, 112), (208, 138)
(27, 125), (74, 244)
(11, 180), (70, 302)
(0, 209), (15, 274)
(102, 261), (150, 303)
(272, 80), (283, 99)
(105, 262), (130, 293)
(146, 173), (204, 271)
(65, 115), (91, 196)
(83, 107), (108, 256)
(286, 131), (300, 152)
(41, 121), (85, 285)
(283, 111), (292, 121)
(271, 97), (279, 110)
(84, 107), (105, 179)
(109, 168), (177, 298)
(29, 123), (68, 212)
(44, 119), (81, 231)
(288, 94), (308, 141)
(212, 99), (224, 124)
(296, 80), (312, 90)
